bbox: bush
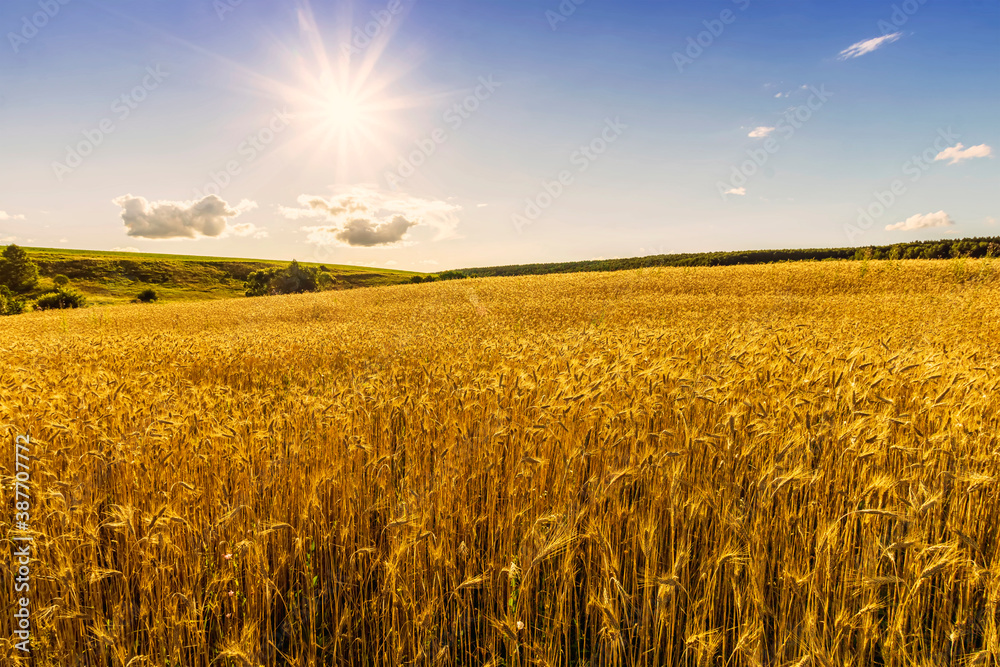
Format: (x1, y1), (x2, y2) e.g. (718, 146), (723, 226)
(0, 244), (39, 293)
(437, 270), (468, 281)
(137, 289), (158, 303)
(34, 289), (86, 311)
(0, 285), (26, 316)
(245, 260), (322, 297)
(317, 272), (336, 290)
(53, 274), (71, 288)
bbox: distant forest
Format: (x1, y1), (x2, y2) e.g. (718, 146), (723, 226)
(461, 237), (1000, 278)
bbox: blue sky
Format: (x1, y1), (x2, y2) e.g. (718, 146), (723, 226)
(0, 0), (997, 270)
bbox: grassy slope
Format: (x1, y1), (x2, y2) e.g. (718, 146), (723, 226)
(23, 247), (421, 306)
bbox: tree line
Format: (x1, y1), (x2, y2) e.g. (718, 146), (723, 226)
(460, 237), (1000, 278)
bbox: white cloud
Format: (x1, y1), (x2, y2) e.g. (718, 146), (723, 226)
(885, 210), (954, 232)
(934, 143), (993, 165)
(0, 211), (25, 221)
(113, 194), (263, 240)
(0, 236), (16, 244)
(306, 216), (417, 247)
(724, 187), (747, 196)
(748, 126), (775, 139)
(986, 217), (996, 226)
(111, 247), (141, 253)
(283, 187), (461, 248)
(385, 260), (398, 266)
(837, 32), (903, 60)
(59, 238), (68, 243)
(477, 203), (489, 208)
(229, 223), (269, 239)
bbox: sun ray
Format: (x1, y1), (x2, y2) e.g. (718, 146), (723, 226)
(91, 0), (469, 186)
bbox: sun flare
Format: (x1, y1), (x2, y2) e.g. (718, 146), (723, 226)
(209, 1), (432, 182)
(322, 88), (365, 130)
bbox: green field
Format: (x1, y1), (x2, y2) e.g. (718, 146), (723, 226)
(20, 247), (422, 306)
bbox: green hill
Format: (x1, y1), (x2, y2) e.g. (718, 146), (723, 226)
(20, 247), (421, 306)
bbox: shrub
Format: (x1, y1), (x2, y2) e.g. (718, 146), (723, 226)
(54, 274), (71, 288)
(317, 272), (336, 290)
(245, 260), (322, 297)
(437, 270), (468, 281)
(34, 289), (86, 311)
(245, 268), (280, 297)
(0, 244), (39, 293)
(137, 289), (159, 303)
(0, 285), (26, 316)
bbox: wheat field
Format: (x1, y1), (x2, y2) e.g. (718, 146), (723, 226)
(1, 260), (999, 666)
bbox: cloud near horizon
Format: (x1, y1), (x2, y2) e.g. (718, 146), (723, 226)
(934, 143), (993, 165)
(0, 211), (25, 221)
(885, 210), (954, 232)
(837, 32), (903, 60)
(113, 194), (265, 240)
(282, 187), (461, 248)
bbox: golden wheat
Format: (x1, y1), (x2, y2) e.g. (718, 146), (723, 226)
(1, 259), (999, 666)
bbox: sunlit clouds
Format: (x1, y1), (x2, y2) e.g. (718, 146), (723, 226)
(281, 186), (460, 247)
(935, 143), (993, 165)
(113, 194), (265, 239)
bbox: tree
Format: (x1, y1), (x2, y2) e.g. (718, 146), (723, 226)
(245, 267), (280, 297)
(271, 260), (319, 295)
(244, 260), (323, 297)
(0, 285), (26, 316)
(0, 244), (39, 293)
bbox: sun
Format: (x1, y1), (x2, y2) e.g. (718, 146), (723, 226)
(179, 0), (435, 181)
(323, 88), (365, 130)
(272, 5), (428, 181)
